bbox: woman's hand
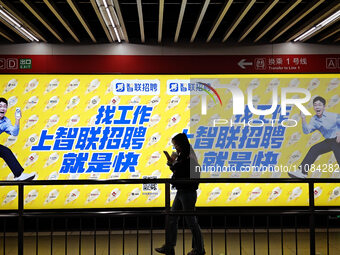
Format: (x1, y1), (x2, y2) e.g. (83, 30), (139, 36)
(170, 152), (178, 160)
(167, 158), (175, 164)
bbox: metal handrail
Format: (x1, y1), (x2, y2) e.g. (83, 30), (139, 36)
(1, 177), (340, 186)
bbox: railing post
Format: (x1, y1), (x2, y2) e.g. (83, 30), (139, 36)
(309, 181), (315, 255)
(165, 182), (170, 247)
(18, 184), (24, 255)
(165, 182), (170, 212)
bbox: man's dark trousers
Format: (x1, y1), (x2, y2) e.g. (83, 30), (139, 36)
(0, 144), (23, 177)
(300, 138), (340, 174)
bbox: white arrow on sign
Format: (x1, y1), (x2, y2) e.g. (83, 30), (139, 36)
(238, 59), (253, 69)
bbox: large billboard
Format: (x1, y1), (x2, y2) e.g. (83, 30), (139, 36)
(0, 74), (339, 209)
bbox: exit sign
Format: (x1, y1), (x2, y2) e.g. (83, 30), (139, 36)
(19, 58), (32, 69)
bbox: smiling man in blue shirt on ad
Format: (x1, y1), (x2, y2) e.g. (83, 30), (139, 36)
(0, 97), (35, 181)
(289, 96), (340, 178)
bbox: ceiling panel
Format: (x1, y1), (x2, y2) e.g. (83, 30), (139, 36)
(0, 0), (338, 45)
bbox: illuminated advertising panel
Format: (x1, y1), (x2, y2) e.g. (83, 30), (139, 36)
(0, 74), (339, 209)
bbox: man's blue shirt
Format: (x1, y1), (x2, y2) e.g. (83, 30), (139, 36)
(0, 117), (19, 136)
(302, 111), (340, 139)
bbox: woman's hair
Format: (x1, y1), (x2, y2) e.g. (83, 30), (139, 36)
(172, 133), (191, 157)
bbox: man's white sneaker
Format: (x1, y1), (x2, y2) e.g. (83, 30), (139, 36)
(288, 171), (307, 179)
(14, 172), (35, 181)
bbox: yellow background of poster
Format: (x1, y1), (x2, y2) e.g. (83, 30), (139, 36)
(314, 183), (340, 206)
(0, 74), (339, 209)
(0, 185), (18, 209)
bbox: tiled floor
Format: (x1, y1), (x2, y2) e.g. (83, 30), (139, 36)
(0, 229), (339, 255)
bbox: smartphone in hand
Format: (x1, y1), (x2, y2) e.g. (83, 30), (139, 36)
(163, 151), (171, 161)
(15, 107), (21, 119)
